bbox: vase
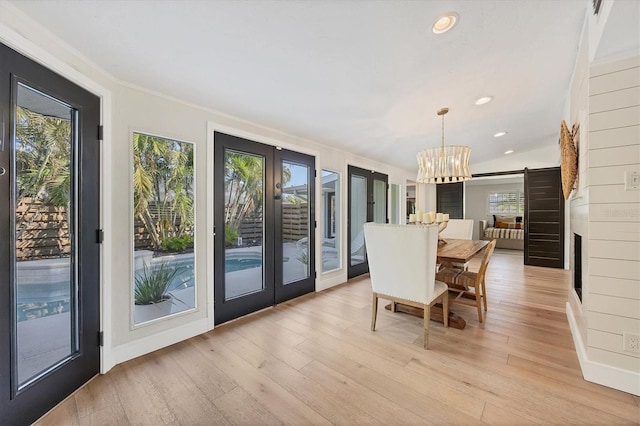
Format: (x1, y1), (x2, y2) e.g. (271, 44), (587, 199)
(134, 296), (173, 324)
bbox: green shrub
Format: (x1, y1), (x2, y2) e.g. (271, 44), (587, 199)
(134, 262), (182, 305)
(160, 235), (193, 252)
(225, 225), (239, 246)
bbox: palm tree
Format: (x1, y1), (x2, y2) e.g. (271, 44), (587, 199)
(133, 133), (194, 250)
(15, 106), (72, 244)
(224, 152), (264, 232)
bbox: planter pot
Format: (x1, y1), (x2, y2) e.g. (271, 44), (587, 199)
(134, 296), (172, 324)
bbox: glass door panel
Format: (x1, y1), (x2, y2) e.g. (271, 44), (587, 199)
(350, 174), (367, 267)
(214, 132), (275, 325)
(14, 84), (76, 387)
(347, 165), (388, 278)
(224, 150), (265, 300)
(281, 160), (309, 285)
(373, 178), (387, 223)
(274, 149), (315, 304)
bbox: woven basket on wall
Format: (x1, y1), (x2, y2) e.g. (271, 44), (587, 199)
(559, 120), (577, 200)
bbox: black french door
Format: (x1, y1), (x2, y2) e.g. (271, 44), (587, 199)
(213, 132), (315, 324)
(347, 165), (388, 279)
(0, 43), (101, 424)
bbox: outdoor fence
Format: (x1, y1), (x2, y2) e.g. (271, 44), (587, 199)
(16, 199), (309, 259)
(16, 198), (70, 261)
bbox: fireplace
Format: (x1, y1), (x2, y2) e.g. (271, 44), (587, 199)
(574, 233), (582, 302)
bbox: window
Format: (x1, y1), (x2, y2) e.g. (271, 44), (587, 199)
(488, 191), (524, 214)
(132, 132), (196, 325)
(321, 170), (340, 273)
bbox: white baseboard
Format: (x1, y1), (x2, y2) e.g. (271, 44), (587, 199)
(106, 319), (209, 371)
(566, 302), (640, 396)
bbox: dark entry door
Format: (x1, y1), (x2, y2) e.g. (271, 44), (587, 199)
(524, 167), (565, 268)
(213, 132), (315, 324)
(347, 165), (388, 279)
(0, 43), (101, 425)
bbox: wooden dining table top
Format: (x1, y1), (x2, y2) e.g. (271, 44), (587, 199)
(437, 239), (489, 263)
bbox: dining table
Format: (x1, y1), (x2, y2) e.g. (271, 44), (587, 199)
(437, 238), (490, 268)
(384, 238), (490, 330)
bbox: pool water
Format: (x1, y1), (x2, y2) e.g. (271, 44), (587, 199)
(225, 257), (262, 273)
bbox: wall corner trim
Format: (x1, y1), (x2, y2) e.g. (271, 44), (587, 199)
(566, 302), (640, 396)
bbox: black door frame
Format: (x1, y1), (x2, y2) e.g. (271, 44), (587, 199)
(347, 165), (388, 279)
(213, 132), (315, 324)
(0, 42), (101, 425)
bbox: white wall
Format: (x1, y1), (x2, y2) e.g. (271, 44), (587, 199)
(586, 55), (640, 376)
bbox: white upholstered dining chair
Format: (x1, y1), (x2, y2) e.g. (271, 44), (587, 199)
(439, 219), (474, 270)
(439, 219), (474, 240)
(363, 223), (448, 349)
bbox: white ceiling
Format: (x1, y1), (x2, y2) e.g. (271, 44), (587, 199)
(11, 0), (597, 172)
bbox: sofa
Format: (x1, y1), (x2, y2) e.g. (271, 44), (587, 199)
(479, 215), (524, 250)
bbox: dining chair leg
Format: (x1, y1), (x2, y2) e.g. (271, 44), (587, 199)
(423, 304), (430, 349)
(442, 292), (449, 328)
(476, 288), (483, 323)
(371, 293), (378, 331)
(482, 279), (488, 311)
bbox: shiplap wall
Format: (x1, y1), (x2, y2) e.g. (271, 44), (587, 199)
(587, 56), (640, 371)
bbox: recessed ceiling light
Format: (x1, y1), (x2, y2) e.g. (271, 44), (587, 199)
(432, 13), (459, 34)
(494, 131), (507, 138)
(504, 150), (514, 155)
(475, 96), (493, 105)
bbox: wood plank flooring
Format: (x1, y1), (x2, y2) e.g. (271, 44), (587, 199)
(36, 250), (640, 425)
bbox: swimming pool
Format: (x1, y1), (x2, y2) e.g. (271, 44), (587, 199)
(224, 252), (263, 273)
(16, 250), (265, 319)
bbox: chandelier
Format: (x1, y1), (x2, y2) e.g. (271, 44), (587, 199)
(416, 107), (472, 184)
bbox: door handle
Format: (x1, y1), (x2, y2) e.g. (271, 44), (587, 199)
(0, 167), (6, 176)
(275, 182), (281, 200)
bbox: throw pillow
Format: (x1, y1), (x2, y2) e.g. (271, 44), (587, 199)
(495, 215), (516, 224)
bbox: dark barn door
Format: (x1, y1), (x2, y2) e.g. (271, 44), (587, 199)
(524, 167), (564, 268)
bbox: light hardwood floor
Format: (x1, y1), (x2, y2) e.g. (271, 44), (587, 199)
(37, 250), (640, 425)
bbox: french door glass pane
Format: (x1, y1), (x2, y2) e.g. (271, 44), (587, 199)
(282, 160), (310, 284)
(224, 150), (265, 300)
(350, 174), (367, 266)
(321, 170), (340, 272)
(14, 83), (76, 386)
(132, 133), (196, 324)
(373, 179), (386, 223)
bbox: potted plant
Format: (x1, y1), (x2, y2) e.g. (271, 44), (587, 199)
(134, 262), (182, 323)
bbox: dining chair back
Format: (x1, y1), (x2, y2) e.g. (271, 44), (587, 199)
(439, 219), (474, 270)
(439, 219), (474, 240)
(435, 239), (497, 323)
(363, 223), (448, 349)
